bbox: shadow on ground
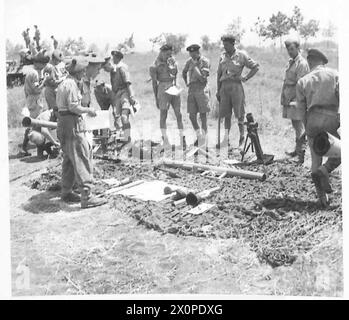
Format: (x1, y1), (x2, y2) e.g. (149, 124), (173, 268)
(22, 190), (81, 214)
(260, 197), (340, 213)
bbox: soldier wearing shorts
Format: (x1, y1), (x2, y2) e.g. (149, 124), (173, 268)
(281, 38), (310, 164)
(216, 35), (259, 148)
(103, 50), (136, 143)
(150, 44), (185, 148)
(182, 44), (210, 146)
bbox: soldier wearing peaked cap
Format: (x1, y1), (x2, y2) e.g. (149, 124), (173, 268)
(182, 44), (211, 147)
(56, 57), (107, 209)
(216, 34), (259, 149)
(149, 44), (186, 149)
(296, 48), (340, 207)
(281, 38), (310, 164)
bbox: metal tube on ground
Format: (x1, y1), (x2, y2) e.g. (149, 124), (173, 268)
(161, 159), (266, 181)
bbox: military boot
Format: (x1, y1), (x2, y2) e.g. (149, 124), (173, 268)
(285, 138), (298, 157)
(295, 135), (307, 164)
(311, 172), (330, 208)
(238, 123), (245, 148)
(21, 128), (31, 156)
(81, 187), (107, 209)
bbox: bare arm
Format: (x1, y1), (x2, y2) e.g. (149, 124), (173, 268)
(40, 128), (59, 145)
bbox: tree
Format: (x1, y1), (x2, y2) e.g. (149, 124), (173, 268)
(149, 34), (165, 51)
(251, 17), (269, 46)
(322, 21), (337, 48)
(149, 33), (187, 54)
(6, 39), (24, 60)
(299, 19), (320, 44)
(289, 6), (304, 31)
(88, 43), (100, 54)
(163, 33), (187, 54)
(201, 35), (219, 51)
(225, 17), (245, 43)
(126, 33), (135, 49)
(266, 11), (292, 47)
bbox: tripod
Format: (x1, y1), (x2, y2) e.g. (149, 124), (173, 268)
(240, 113), (274, 165)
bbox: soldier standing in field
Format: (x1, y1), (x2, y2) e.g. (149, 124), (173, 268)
(150, 44), (186, 149)
(43, 50), (67, 110)
(21, 51), (50, 156)
(281, 38), (310, 164)
(182, 44), (210, 147)
(51, 35), (59, 50)
(296, 49), (340, 207)
(33, 25), (41, 51)
(56, 57), (106, 208)
(103, 50), (136, 144)
(22, 28), (31, 48)
(216, 35), (259, 149)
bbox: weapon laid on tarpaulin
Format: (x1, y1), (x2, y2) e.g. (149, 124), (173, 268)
(160, 159), (266, 181)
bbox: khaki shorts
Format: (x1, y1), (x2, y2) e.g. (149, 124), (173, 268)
(111, 89), (131, 115)
(187, 83), (210, 114)
(305, 106), (339, 138)
(282, 104), (305, 121)
(157, 82), (181, 111)
(219, 80), (245, 119)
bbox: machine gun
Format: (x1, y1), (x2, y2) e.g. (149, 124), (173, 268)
(240, 113), (274, 165)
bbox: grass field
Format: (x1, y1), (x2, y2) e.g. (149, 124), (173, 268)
(7, 45), (342, 297)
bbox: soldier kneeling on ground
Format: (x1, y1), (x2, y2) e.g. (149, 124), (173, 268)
(25, 107), (60, 158)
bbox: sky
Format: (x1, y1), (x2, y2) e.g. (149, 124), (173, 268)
(4, 0), (343, 51)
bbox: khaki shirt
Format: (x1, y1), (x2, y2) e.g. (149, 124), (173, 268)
(281, 54), (309, 106)
(43, 63), (66, 90)
(217, 49), (259, 83)
(296, 65), (339, 113)
(182, 55), (210, 85)
(24, 68), (42, 97)
(81, 78), (91, 108)
(56, 76), (85, 115)
(149, 56), (178, 83)
(110, 61), (131, 92)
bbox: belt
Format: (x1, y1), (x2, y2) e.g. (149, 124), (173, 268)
(221, 78), (242, 83)
(58, 110), (80, 117)
(308, 105), (338, 117)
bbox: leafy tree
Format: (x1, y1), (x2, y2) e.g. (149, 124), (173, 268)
(289, 6), (304, 31)
(322, 21), (337, 48)
(201, 35), (219, 51)
(88, 43), (100, 54)
(163, 33), (187, 54)
(149, 33), (187, 54)
(225, 17), (245, 43)
(251, 17), (269, 46)
(299, 19), (320, 44)
(266, 11), (292, 47)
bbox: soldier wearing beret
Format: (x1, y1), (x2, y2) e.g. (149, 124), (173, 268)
(296, 49), (340, 207)
(182, 44), (210, 146)
(216, 35), (259, 149)
(21, 51), (50, 156)
(56, 57), (106, 209)
(103, 50), (136, 144)
(281, 38), (310, 164)
(149, 44), (186, 148)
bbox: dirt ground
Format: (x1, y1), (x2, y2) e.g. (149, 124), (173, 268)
(8, 121), (343, 297)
